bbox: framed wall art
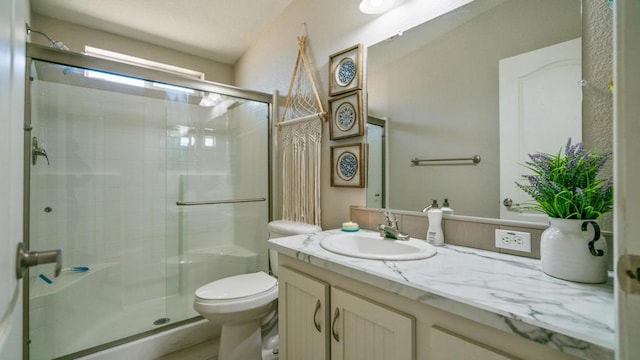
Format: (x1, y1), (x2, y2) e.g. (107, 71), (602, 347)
(329, 90), (363, 140)
(331, 143), (365, 188)
(329, 44), (363, 96)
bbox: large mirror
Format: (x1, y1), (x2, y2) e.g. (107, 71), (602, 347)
(366, 0), (591, 219)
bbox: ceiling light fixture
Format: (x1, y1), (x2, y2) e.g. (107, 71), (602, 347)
(359, 0), (396, 14)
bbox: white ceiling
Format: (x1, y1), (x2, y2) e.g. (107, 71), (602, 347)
(30, 0), (294, 64)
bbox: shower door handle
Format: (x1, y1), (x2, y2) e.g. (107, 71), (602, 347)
(32, 136), (50, 166)
(16, 242), (62, 279)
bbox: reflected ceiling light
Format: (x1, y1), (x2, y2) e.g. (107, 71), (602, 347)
(84, 70), (146, 88)
(359, 0), (395, 14)
(199, 93), (223, 107)
(152, 82), (194, 94)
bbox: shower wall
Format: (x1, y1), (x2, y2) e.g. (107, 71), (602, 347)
(27, 61), (269, 359)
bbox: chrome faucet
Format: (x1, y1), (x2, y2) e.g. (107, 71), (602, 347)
(379, 210), (410, 240)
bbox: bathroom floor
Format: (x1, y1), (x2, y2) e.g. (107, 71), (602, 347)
(155, 317), (279, 360)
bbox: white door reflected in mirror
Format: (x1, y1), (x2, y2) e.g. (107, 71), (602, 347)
(499, 38), (582, 223)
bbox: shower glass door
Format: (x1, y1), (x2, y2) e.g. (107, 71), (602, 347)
(26, 56), (270, 359)
(164, 92), (270, 323)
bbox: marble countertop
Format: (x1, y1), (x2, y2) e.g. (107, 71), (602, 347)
(268, 229), (614, 360)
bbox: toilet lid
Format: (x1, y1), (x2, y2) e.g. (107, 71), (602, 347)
(195, 271), (277, 300)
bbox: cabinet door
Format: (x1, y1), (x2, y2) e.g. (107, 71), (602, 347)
(278, 266), (330, 360)
(330, 287), (414, 360)
(430, 326), (519, 360)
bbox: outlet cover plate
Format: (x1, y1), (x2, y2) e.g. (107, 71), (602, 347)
(495, 229), (531, 252)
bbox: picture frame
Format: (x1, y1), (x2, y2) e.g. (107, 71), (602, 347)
(331, 143), (365, 188)
(329, 90), (364, 140)
(329, 44), (363, 96)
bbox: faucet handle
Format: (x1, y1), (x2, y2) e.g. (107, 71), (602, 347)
(380, 209), (398, 227)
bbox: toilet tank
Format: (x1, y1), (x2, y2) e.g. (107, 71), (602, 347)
(268, 220), (322, 276)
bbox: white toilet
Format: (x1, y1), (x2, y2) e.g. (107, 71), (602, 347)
(194, 220), (322, 360)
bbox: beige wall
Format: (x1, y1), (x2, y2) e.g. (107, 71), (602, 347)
(27, 0), (614, 231)
(238, 0), (613, 230)
(29, 14), (234, 84)
(235, 0), (475, 229)
(236, 0), (612, 229)
(583, 1), (614, 153)
(583, 0), (614, 230)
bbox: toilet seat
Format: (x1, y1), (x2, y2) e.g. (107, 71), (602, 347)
(194, 271), (278, 314)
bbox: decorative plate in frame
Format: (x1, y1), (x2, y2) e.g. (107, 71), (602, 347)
(329, 90), (363, 140)
(331, 143), (365, 188)
(329, 44), (363, 96)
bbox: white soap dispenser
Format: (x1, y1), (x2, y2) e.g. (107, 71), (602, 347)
(422, 199), (439, 213)
(426, 203), (444, 246)
(441, 198), (454, 215)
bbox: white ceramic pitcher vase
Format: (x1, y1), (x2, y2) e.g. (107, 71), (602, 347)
(540, 218), (608, 283)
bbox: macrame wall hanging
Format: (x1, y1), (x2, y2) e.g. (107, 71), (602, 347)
(276, 34), (326, 226)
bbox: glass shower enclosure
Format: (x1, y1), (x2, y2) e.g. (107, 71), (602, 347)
(24, 44), (272, 359)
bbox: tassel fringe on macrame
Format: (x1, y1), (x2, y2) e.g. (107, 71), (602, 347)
(277, 35), (325, 225)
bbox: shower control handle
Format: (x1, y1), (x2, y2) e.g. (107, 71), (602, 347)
(16, 242), (62, 279)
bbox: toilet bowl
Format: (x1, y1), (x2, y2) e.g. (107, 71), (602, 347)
(193, 220), (322, 360)
(194, 272), (278, 359)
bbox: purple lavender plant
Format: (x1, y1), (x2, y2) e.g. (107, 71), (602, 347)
(516, 138), (613, 219)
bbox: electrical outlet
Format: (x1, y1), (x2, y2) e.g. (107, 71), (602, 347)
(495, 229), (531, 252)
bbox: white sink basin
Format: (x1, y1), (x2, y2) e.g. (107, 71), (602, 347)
(320, 232), (437, 261)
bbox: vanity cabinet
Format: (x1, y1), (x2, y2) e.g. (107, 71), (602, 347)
(278, 266), (414, 360)
(278, 265), (330, 360)
(429, 326), (519, 360)
(277, 255), (579, 360)
(330, 287), (414, 360)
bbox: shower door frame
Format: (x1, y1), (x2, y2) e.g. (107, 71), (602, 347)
(23, 43), (275, 359)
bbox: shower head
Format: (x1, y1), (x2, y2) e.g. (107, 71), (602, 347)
(26, 24), (69, 51)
